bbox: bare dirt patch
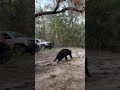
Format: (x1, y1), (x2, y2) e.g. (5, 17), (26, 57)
(86, 51), (120, 90)
(35, 48), (85, 90)
(0, 55), (34, 90)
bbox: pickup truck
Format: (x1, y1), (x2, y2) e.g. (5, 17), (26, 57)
(0, 31), (38, 55)
(35, 39), (54, 49)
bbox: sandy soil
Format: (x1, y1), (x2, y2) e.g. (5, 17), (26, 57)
(0, 54), (34, 90)
(35, 48), (85, 90)
(0, 48), (119, 90)
(86, 50), (120, 90)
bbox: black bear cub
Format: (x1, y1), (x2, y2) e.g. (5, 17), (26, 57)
(53, 49), (72, 63)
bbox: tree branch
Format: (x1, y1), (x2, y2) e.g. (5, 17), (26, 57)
(54, 0), (68, 12)
(35, 6), (85, 17)
(54, 0), (61, 11)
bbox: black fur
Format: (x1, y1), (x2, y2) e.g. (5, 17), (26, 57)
(53, 49), (72, 63)
(85, 58), (91, 77)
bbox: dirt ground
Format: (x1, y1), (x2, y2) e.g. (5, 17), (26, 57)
(0, 54), (34, 90)
(86, 50), (120, 90)
(0, 48), (119, 90)
(35, 48), (85, 90)
(36, 48), (120, 90)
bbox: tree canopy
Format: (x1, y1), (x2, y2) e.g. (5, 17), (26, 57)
(35, 0), (85, 47)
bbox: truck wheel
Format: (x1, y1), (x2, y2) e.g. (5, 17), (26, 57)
(14, 45), (26, 55)
(49, 47), (52, 49)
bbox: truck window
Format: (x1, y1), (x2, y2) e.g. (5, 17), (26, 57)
(11, 32), (24, 38)
(0, 33), (11, 39)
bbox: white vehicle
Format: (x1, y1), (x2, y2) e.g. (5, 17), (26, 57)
(36, 39), (53, 49)
(0, 31), (37, 55)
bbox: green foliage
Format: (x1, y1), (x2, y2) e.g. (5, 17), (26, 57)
(0, 0), (34, 36)
(86, 0), (120, 51)
(35, 14), (85, 48)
